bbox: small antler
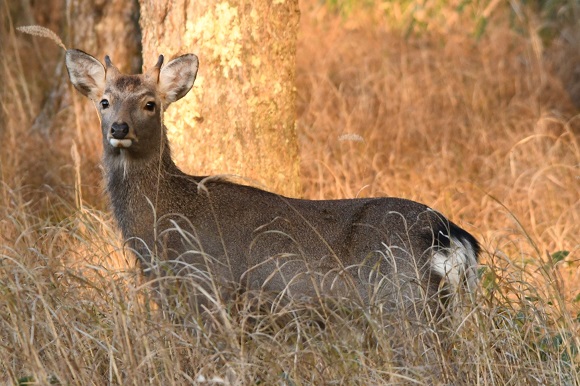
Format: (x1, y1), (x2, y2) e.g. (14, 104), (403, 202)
(146, 55), (165, 82)
(104, 55), (121, 78)
(155, 55), (164, 69)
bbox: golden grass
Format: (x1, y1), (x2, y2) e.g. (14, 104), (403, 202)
(1, 0), (579, 384)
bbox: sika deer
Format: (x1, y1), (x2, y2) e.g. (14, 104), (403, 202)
(65, 49), (479, 320)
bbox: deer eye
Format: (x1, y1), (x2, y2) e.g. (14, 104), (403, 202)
(145, 101), (156, 112)
(100, 99), (110, 109)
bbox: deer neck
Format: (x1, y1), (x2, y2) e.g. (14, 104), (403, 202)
(102, 131), (185, 239)
(103, 126), (180, 180)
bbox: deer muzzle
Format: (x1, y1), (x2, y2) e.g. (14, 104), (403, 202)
(109, 122), (133, 148)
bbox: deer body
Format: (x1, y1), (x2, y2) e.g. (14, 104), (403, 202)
(66, 49), (479, 314)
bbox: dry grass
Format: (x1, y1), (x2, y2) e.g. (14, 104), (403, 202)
(1, 0), (579, 384)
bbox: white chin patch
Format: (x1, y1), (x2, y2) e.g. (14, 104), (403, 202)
(109, 138), (133, 148)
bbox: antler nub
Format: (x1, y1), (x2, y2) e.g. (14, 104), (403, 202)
(104, 55), (121, 79)
(105, 55), (114, 68)
(146, 55), (165, 82)
(155, 55), (164, 69)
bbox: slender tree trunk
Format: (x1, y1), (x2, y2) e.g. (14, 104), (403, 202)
(139, 0), (302, 197)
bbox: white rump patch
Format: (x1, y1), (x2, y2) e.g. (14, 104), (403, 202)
(431, 236), (478, 290)
(109, 138), (132, 148)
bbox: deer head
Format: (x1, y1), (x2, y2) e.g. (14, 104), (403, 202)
(65, 49), (198, 160)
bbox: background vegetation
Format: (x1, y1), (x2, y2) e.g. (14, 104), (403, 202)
(1, 0), (579, 384)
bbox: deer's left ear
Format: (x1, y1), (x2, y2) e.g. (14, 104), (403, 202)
(158, 54), (199, 105)
(65, 49), (106, 101)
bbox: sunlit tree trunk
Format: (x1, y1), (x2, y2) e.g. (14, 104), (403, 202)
(139, 0), (302, 197)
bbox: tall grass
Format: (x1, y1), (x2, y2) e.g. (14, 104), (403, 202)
(1, 0), (579, 384)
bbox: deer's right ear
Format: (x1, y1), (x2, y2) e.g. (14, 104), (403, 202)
(65, 49), (106, 101)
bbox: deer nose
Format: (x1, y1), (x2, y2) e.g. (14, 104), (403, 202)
(111, 122), (129, 139)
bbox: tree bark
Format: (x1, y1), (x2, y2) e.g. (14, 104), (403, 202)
(139, 0), (302, 197)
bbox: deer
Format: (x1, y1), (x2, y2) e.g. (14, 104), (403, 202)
(64, 49), (480, 323)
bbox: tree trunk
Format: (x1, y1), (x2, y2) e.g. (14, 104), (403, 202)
(139, 0), (302, 197)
